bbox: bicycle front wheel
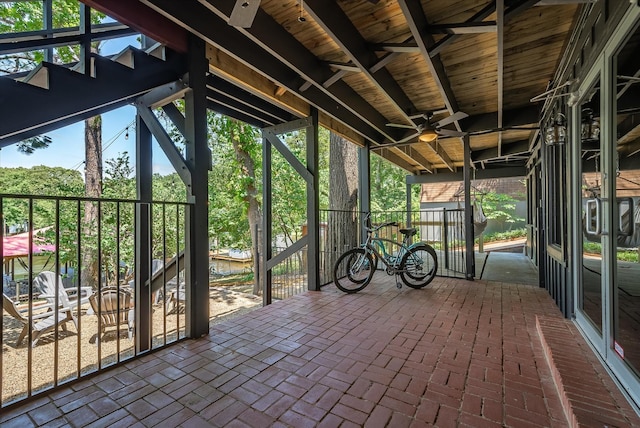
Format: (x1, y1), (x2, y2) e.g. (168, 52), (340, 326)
(400, 244), (437, 288)
(333, 248), (375, 293)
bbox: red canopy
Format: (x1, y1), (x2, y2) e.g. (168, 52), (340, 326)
(2, 229), (56, 259)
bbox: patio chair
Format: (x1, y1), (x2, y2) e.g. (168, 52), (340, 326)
(34, 271), (93, 311)
(128, 259), (165, 304)
(88, 286), (134, 343)
(166, 283), (185, 314)
(2, 293), (76, 347)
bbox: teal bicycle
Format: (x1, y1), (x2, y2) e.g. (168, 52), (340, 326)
(333, 213), (438, 293)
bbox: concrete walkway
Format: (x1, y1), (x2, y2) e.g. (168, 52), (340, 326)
(1, 275), (638, 427)
(476, 251), (539, 285)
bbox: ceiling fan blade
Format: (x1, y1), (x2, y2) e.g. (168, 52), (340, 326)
(395, 131), (420, 144)
(437, 128), (466, 137)
(434, 111), (468, 128)
(229, 0), (261, 28)
(386, 123), (417, 129)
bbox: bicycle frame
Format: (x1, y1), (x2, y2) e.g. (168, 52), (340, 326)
(361, 221), (425, 275)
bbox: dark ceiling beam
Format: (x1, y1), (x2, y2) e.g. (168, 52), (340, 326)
(617, 112), (640, 136)
(398, 0), (464, 168)
(582, 153), (640, 173)
(504, 0), (541, 22)
(536, 0), (597, 4)
(207, 75), (295, 124)
(326, 62), (361, 73)
(194, 0), (394, 136)
(375, 148), (417, 173)
(471, 139), (530, 162)
(190, 0), (399, 143)
(369, 36), (416, 73)
(79, 0), (188, 52)
(428, 0), (541, 58)
(406, 166), (527, 184)
(207, 99), (268, 129)
(620, 135), (640, 158)
(304, 0), (417, 127)
(398, 147), (433, 173)
(427, 22), (497, 34)
(617, 86), (640, 113)
(207, 89), (279, 127)
(397, 0), (462, 123)
(427, 141), (455, 172)
(141, 0), (392, 145)
(323, 69), (351, 88)
(372, 42), (420, 53)
(430, 3), (495, 57)
(462, 105), (540, 133)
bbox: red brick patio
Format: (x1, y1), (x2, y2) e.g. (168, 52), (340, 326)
(1, 275), (638, 427)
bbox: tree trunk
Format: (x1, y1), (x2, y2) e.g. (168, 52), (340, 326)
(81, 115), (103, 287)
(230, 121), (263, 295)
(327, 132), (359, 278)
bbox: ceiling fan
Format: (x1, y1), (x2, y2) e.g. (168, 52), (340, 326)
(387, 111), (468, 144)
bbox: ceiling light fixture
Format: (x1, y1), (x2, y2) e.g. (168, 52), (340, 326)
(418, 128), (438, 143)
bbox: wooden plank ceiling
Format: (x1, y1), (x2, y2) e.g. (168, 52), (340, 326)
(82, 0), (585, 175)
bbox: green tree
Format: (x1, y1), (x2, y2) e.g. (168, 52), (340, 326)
(482, 192), (524, 231)
(2, 1), (107, 285)
(208, 115), (261, 251)
(0, 165), (84, 227)
(370, 152), (419, 212)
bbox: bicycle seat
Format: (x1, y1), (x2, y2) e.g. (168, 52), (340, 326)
(399, 227), (417, 237)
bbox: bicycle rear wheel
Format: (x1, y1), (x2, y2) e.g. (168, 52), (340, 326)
(400, 244), (437, 288)
(333, 248), (375, 293)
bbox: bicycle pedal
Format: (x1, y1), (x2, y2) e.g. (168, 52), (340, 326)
(396, 282), (402, 289)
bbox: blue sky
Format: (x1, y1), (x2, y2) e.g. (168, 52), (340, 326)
(0, 34), (175, 176)
(0, 106), (175, 176)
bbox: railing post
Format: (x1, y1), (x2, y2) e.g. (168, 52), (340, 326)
(307, 108), (320, 291)
(463, 134), (475, 280)
(253, 224), (260, 295)
(135, 114), (152, 352)
(443, 208), (449, 270)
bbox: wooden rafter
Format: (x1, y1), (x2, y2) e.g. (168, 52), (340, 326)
(304, 0), (417, 128)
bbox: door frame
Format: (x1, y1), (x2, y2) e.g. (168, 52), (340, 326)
(572, 62), (607, 353)
(572, 4), (640, 410)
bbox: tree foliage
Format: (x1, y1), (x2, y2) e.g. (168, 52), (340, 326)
(17, 136), (52, 154)
(370, 152), (419, 212)
(0, 0), (103, 74)
(208, 114), (261, 250)
(482, 192), (524, 230)
(0, 165), (84, 228)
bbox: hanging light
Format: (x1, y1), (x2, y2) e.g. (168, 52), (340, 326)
(418, 127), (438, 143)
(545, 112), (566, 145)
(581, 108), (600, 141)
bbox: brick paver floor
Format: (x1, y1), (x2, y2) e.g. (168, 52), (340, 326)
(1, 275), (638, 427)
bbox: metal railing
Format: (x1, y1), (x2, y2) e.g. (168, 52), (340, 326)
(1, 194), (190, 408)
(270, 246), (307, 300)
